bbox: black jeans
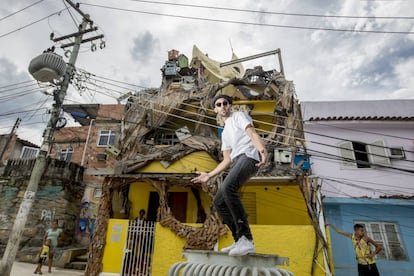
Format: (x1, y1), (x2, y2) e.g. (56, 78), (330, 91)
(213, 154), (258, 241)
(358, 263), (380, 276)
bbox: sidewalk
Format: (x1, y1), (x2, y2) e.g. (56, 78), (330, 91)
(11, 261), (84, 276)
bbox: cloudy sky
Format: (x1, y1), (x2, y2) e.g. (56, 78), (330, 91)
(1, 0), (413, 145)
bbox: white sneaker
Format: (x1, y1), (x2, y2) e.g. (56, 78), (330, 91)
(220, 242), (237, 253)
(228, 236), (255, 256)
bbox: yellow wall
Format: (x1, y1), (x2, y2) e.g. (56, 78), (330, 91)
(128, 181), (309, 225)
(137, 151), (218, 173)
(151, 224), (327, 276)
(102, 219), (129, 273)
(244, 184), (311, 225)
(129, 182), (212, 222)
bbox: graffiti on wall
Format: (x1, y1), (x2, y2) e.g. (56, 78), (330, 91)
(40, 208), (56, 223)
(78, 187), (100, 244)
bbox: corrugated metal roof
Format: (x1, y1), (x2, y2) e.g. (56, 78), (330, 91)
(301, 99), (414, 121)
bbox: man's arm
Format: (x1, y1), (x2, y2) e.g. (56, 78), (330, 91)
(365, 236), (383, 258)
(245, 125), (267, 167)
(191, 150), (232, 184)
(326, 223), (353, 238)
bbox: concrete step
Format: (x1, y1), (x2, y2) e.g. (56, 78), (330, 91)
(64, 261), (87, 271)
(73, 253), (88, 262)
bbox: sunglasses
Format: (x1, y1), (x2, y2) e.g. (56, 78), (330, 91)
(215, 101), (229, 107)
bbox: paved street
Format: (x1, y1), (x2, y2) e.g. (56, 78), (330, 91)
(11, 261), (84, 276)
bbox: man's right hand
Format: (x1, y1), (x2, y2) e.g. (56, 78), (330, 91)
(191, 172), (210, 184)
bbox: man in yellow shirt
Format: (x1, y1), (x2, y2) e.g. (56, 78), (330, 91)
(328, 223), (382, 276)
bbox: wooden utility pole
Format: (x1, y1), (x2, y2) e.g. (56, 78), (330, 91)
(0, 2), (103, 274)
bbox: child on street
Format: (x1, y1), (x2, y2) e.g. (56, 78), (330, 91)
(34, 238), (51, 274)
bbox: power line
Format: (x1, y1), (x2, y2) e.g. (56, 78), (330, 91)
(0, 8), (67, 39)
(0, 107), (48, 117)
(81, 82), (414, 165)
(0, 0), (45, 22)
(0, 80), (36, 90)
(0, 83), (40, 93)
(76, 73), (412, 147)
(95, 91), (414, 174)
(306, 121), (414, 141)
(322, 177), (413, 196)
(80, 3), (414, 35)
(125, 0), (414, 20)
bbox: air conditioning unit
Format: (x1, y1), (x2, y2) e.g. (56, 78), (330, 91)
(274, 148), (292, 164)
(175, 126), (192, 141)
(105, 145), (120, 157)
(388, 147), (405, 159)
(96, 153), (107, 161)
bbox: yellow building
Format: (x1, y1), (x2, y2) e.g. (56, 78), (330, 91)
(88, 46), (333, 276)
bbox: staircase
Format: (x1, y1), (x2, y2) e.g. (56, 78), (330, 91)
(64, 252), (88, 270)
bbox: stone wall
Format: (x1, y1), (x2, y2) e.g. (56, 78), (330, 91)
(0, 158), (84, 259)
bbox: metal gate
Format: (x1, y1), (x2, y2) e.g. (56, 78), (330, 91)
(122, 220), (156, 276)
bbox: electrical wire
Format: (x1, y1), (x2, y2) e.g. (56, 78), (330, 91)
(82, 87), (414, 175)
(82, 82), (414, 164)
(79, 86), (414, 172)
(122, 0), (414, 20)
(0, 83), (40, 93)
(0, 8), (68, 39)
(79, 3), (414, 35)
(306, 121), (414, 141)
(0, 80), (36, 90)
(0, 0), (45, 22)
(62, 0), (81, 27)
(76, 72), (412, 145)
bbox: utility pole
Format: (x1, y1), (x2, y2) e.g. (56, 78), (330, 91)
(0, 1), (103, 274)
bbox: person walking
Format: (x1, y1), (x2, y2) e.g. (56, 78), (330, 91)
(44, 220), (63, 273)
(191, 94), (267, 256)
(34, 238), (51, 274)
(327, 223), (382, 276)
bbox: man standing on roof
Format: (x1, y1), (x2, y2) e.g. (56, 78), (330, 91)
(191, 94), (267, 256)
(328, 223), (382, 276)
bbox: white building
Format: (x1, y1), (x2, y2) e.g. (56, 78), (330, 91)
(301, 99), (414, 276)
(301, 99), (414, 198)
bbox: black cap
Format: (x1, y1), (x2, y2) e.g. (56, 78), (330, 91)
(211, 94), (233, 108)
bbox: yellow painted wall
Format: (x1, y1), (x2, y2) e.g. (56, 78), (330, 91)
(151, 224), (328, 276)
(128, 181), (308, 225)
(103, 185), (329, 275)
(129, 182), (212, 222)
(102, 219), (129, 273)
(137, 151), (218, 173)
(243, 184), (311, 225)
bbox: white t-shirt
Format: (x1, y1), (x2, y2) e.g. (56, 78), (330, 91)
(221, 112), (260, 162)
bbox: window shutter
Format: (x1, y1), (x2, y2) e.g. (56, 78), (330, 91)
(338, 141), (356, 167)
(367, 140), (390, 165)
